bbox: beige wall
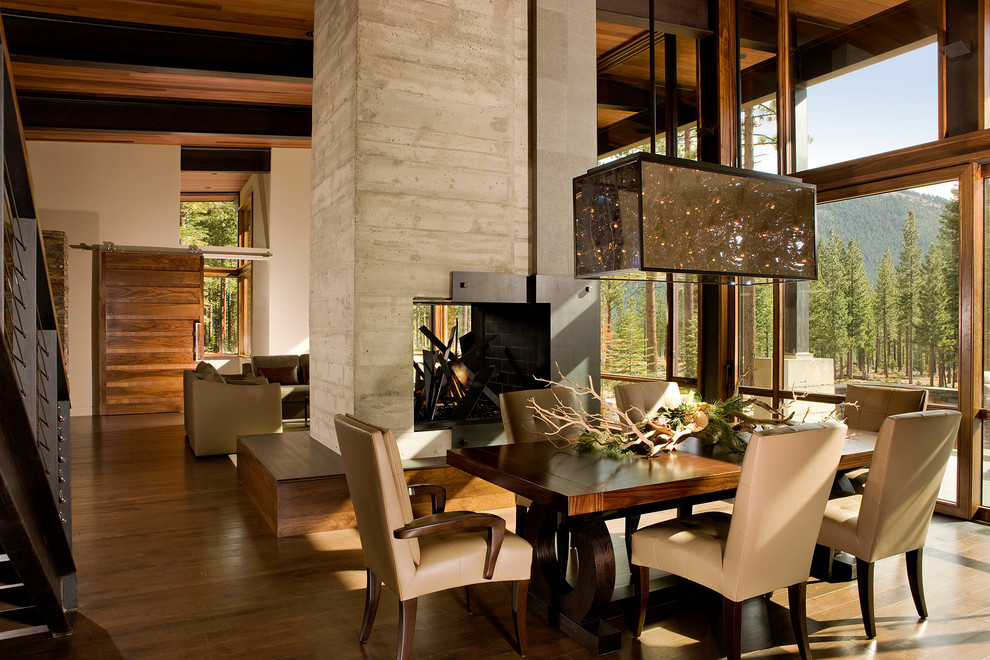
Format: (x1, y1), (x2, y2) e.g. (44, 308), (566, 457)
(264, 148), (311, 355)
(27, 142), (181, 415)
(26, 141), (311, 414)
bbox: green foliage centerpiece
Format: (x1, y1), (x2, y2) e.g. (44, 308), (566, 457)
(528, 375), (796, 457)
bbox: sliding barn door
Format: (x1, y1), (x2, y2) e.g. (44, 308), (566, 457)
(99, 252), (203, 415)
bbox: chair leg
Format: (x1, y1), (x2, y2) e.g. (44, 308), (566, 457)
(906, 548), (928, 619)
(398, 598), (417, 660)
(633, 564), (649, 637)
(512, 579), (529, 657)
(624, 514), (641, 567)
(787, 582), (812, 660)
(856, 558), (877, 639)
(722, 597), (743, 660)
(465, 585), (474, 614)
(360, 569), (382, 643)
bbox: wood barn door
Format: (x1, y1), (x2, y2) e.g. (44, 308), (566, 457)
(99, 252), (204, 415)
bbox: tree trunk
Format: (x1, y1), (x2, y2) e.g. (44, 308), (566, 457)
(645, 281), (659, 375)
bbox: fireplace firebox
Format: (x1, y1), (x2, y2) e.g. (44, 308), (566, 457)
(413, 272), (600, 443)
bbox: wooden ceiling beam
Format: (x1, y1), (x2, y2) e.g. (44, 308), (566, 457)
(15, 95), (311, 139)
(180, 147), (271, 173)
(1, 10), (312, 80)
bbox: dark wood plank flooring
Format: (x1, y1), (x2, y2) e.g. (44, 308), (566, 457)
(2, 413), (989, 659)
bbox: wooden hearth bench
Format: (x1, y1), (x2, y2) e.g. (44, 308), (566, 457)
(236, 431), (514, 537)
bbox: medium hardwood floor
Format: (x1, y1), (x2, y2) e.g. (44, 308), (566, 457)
(2, 413), (990, 659)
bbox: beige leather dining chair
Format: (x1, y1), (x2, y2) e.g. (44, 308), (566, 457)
(841, 384), (927, 492)
(500, 386), (582, 522)
(630, 421), (847, 660)
(817, 409), (960, 639)
(334, 414), (532, 659)
(500, 387), (580, 570)
(613, 381), (682, 425)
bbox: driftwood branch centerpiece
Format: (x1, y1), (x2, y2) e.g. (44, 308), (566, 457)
(528, 374), (799, 456)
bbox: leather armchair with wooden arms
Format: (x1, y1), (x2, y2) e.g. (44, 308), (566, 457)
(630, 421), (847, 660)
(334, 414), (532, 659)
(817, 409), (961, 639)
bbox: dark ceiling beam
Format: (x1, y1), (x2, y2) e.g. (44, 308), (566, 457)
(597, 77), (649, 112)
(181, 147), (272, 172)
(597, 0), (711, 38)
(16, 95), (311, 139)
(1, 10), (312, 79)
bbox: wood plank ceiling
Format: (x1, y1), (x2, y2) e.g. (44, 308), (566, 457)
(4, 0), (928, 160)
(2, 0), (314, 149)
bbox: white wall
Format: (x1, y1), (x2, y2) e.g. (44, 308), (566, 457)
(27, 142), (181, 415)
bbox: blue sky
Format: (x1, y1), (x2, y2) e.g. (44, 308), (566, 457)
(805, 42), (937, 168)
(804, 41), (954, 198)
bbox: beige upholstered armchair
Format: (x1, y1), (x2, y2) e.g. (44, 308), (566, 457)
(841, 383), (928, 492)
(613, 380), (682, 425)
(183, 363), (282, 456)
(631, 421), (847, 660)
(818, 410), (960, 639)
(334, 414), (532, 660)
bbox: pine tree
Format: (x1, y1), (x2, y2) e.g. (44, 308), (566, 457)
(936, 188), (959, 386)
(809, 230), (850, 379)
(844, 238), (875, 378)
(916, 247), (948, 386)
(896, 211), (923, 384)
(873, 249), (898, 378)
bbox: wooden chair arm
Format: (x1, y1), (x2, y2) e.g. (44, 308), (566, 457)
(394, 511), (506, 579)
(407, 483), (446, 514)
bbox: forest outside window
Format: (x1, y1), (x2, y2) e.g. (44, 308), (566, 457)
(180, 199), (253, 356)
(738, 182), (959, 417)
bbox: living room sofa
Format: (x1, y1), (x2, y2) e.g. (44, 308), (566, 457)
(243, 354), (310, 421)
(183, 362), (283, 456)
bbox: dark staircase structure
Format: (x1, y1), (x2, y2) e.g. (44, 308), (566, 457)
(0, 27), (77, 641)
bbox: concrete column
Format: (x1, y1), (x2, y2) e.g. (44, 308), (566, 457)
(532, 0), (598, 277)
(311, 0), (532, 456)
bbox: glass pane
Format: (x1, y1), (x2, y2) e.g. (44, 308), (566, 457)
(203, 276), (239, 355)
(601, 280), (668, 378)
(792, 0), (937, 169)
(673, 283), (697, 378)
(737, 279), (774, 387)
(595, 21), (697, 161)
(788, 182), (958, 407)
(180, 201), (239, 267)
(739, 1), (777, 173)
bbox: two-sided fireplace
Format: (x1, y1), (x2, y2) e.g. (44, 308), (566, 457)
(414, 273), (552, 431)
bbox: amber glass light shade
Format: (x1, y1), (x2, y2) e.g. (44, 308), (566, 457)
(573, 153), (817, 284)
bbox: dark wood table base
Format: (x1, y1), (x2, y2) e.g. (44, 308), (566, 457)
(524, 503), (621, 654)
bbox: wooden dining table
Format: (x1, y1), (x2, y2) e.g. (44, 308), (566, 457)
(446, 431), (877, 655)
